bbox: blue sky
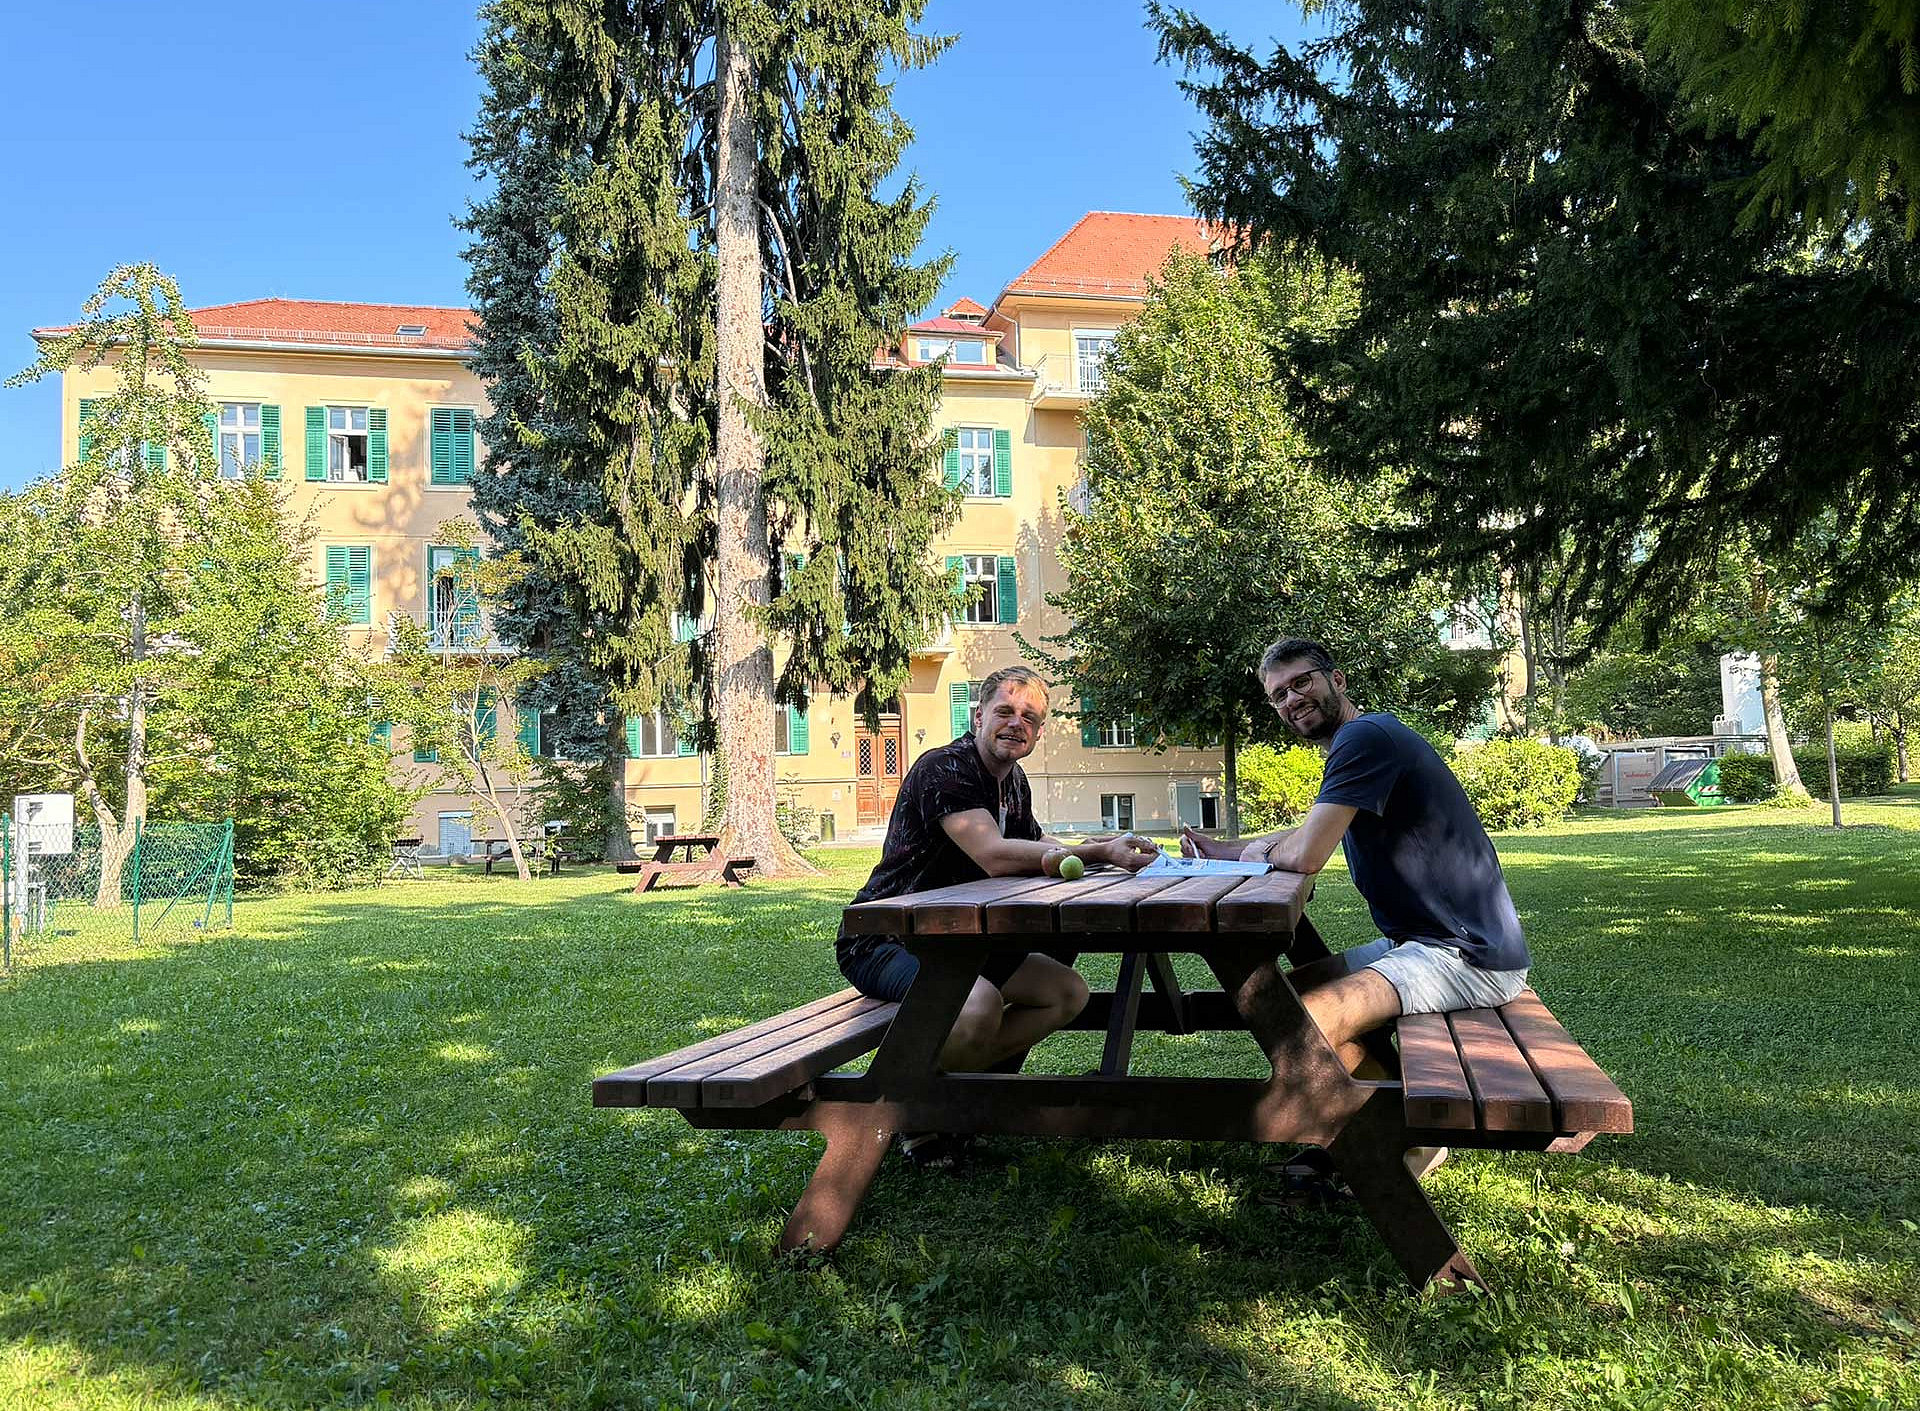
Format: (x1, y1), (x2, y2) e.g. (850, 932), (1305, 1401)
(0, 0), (1304, 489)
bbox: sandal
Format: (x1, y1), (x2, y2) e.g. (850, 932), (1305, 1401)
(896, 1132), (971, 1170)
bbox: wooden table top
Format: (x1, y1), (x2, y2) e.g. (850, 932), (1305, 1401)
(840, 867), (1312, 938)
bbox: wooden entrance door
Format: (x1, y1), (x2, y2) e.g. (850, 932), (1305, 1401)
(854, 713), (905, 825)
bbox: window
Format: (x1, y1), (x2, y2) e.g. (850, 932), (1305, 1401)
(642, 808), (676, 844)
(775, 702), (810, 755)
(328, 405), (370, 481)
(428, 546), (481, 647)
(625, 709), (680, 758)
(1098, 718), (1136, 749)
(218, 403), (262, 478)
(1200, 794), (1220, 829)
(950, 680), (981, 739)
(324, 545), (373, 625)
(915, 337), (952, 361)
(1101, 794), (1135, 831)
(953, 339), (986, 363)
(429, 407), (476, 486)
(436, 811), (473, 858)
(958, 427), (994, 496)
(1075, 331), (1116, 394)
(962, 554), (999, 624)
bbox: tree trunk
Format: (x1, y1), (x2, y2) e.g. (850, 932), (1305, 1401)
(1898, 719), (1910, 783)
(711, 19), (808, 877)
(1824, 704), (1843, 828)
(474, 759), (531, 881)
(92, 593), (151, 909)
(1222, 713), (1239, 837)
(605, 726), (637, 862)
(1750, 569), (1809, 800)
(1516, 591), (1538, 732)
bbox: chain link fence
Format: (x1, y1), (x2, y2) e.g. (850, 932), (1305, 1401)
(2, 817), (234, 968)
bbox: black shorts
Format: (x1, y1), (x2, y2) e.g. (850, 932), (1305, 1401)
(839, 940), (1073, 1003)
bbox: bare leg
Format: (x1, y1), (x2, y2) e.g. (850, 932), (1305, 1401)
(938, 955), (1088, 1070)
(1298, 967), (1446, 1178)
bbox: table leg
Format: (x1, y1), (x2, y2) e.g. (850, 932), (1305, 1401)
(859, 944), (988, 1090)
(1326, 1089), (1485, 1292)
(1100, 951), (1148, 1076)
(780, 1107), (893, 1254)
(1143, 952), (1190, 1035)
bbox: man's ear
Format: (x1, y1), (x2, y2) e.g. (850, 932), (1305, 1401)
(1330, 668), (1347, 694)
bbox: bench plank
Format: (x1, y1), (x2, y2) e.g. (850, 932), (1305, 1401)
(645, 994), (891, 1107)
(1212, 871), (1310, 934)
(1499, 991), (1634, 1133)
(1396, 1013), (1478, 1130)
(592, 988), (872, 1107)
(702, 1003), (900, 1107)
(1449, 1009), (1555, 1132)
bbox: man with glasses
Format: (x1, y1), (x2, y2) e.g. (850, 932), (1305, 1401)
(1182, 637), (1531, 1179)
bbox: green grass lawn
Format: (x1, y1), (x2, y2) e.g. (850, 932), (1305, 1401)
(2, 797), (1918, 1409)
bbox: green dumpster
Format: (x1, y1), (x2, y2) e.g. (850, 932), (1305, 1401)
(1647, 757), (1725, 807)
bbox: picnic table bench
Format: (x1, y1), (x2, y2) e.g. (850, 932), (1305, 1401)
(614, 834), (755, 892)
(480, 836), (564, 877)
(593, 869), (1631, 1291)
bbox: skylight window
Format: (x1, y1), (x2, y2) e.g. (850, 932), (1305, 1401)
(395, 324), (428, 336)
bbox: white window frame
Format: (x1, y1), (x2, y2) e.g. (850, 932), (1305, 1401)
(915, 337), (953, 362)
(953, 338), (986, 363)
(218, 402), (262, 479)
(1074, 329), (1117, 395)
(962, 554), (999, 625)
(327, 405), (371, 483)
(1098, 718), (1136, 749)
(1100, 793), (1135, 831)
(436, 810), (474, 858)
(957, 426), (995, 497)
(631, 708), (679, 758)
(642, 807), (677, 843)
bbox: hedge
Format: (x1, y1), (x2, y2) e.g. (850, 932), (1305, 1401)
(1714, 744), (1893, 802)
(1237, 744), (1326, 833)
(1448, 738), (1580, 830)
(1716, 753), (1776, 803)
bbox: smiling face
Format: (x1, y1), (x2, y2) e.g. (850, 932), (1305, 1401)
(973, 678), (1049, 772)
(1260, 656), (1351, 743)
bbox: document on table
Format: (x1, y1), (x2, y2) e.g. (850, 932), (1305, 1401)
(1138, 854), (1272, 876)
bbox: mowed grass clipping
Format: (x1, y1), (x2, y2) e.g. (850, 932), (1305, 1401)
(1, 796), (1918, 1409)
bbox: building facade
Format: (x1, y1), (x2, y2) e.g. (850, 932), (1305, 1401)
(43, 214), (1236, 849)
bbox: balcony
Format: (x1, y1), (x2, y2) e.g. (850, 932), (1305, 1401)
(386, 608), (512, 658)
(1028, 352), (1101, 409)
(911, 624), (956, 659)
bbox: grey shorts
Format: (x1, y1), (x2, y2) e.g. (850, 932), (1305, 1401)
(1346, 937), (1529, 1016)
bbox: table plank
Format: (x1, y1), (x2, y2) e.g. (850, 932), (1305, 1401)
(982, 871), (1141, 934)
(1449, 1008), (1554, 1131)
(1396, 1012), (1478, 1130)
(1212, 871), (1311, 933)
(1055, 873), (1191, 932)
(1133, 873), (1257, 931)
(1498, 990), (1633, 1133)
(912, 875), (1065, 934)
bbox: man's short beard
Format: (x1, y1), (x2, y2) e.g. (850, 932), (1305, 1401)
(1290, 693), (1346, 743)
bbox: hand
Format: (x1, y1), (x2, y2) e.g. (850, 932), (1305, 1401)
(1100, 832), (1160, 872)
(1180, 825), (1237, 860)
(1238, 839), (1273, 864)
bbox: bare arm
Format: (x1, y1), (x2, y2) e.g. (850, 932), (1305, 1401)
(1241, 802), (1357, 875)
(940, 809), (1158, 876)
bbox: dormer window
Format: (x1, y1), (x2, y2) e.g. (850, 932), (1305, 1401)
(395, 323), (428, 336)
(915, 336), (986, 364)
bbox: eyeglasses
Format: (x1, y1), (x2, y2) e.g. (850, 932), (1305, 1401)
(1264, 667), (1329, 708)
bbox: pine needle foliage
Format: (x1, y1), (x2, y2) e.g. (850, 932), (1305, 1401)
(1152, 1), (1920, 638)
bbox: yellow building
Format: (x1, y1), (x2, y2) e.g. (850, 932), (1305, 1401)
(40, 214), (1242, 851)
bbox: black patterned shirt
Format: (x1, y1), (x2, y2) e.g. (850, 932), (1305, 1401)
(835, 732), (1041, 961)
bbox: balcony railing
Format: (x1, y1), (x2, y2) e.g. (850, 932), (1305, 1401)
(386, 609), (511, 656)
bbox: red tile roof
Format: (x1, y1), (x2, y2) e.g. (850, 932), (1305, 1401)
(907, 315), (1004, 338)
(35, 298), (477, 351)
(998, 212), (1218, 301)
(944, 296), (990, 318)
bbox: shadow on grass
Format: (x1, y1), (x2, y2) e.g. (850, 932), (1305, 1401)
(0, 816), (1915, 1406)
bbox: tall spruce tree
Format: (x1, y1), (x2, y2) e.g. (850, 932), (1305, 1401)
(1152, 1), (1920, 639)
(463, 1), (957, 875)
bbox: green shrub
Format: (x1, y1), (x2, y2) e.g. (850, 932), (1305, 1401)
(1237, 743), (1326, 833)
(1715, 752), (1776, 803)
(1449, 738), (1580, 830)
(1791, 742), (1895, 797)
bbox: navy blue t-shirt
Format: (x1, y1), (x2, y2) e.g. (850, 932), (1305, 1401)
(1314, 713), (1531, 972)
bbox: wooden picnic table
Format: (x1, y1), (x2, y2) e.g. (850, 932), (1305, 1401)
(478, 836), (562, 877)
(650, 833), (719, 864)
(616, 833), (755, 892)
(595, 867), (1630, 1290)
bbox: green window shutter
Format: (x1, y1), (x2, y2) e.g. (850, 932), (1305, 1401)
(475, 688), (497, 747)
(993, 428), (1012, 496)
(625, 717), (642, 757)
(676, 728), (694, 756)
(77, 398), (97, 463)
(950, 681), (973, 739)
(203, 412), (219, 472)
(143, 441), (166, 471)
(452, 408), (475, 483)
(1081, 695), (1099, 749)
(941, 427), (962, 488)
(453, 546), (481, 645)
(367, 407), (388, 483)
(515, 707), (540, 757)
(413, 744), (438, 764)
(325, 546), (349, 619)
(260, 405), (281, 478)
(996, 555), (1018, 624)
(429, 408), (452, 485)
(787, 703), (809, 755)
(946, 554), (964, 621)
(370, 721), (392, 748)
(672, 612), (696, 643)
(305, 406), (326, 480)
(348, 545), (372, 625)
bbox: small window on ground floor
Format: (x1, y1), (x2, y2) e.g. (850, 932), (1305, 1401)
(437, 811), (474, 858)
(642, 807), (676, 844)
(1100, 794), (1135, 832)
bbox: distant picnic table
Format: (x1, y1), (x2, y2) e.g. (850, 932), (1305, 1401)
(616, 834), (755, 893)
(479, 836), (563, 877)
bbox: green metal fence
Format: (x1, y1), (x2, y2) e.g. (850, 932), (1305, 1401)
(1, 817), (235, 968)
